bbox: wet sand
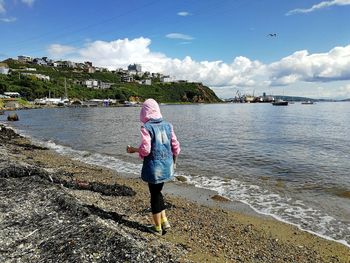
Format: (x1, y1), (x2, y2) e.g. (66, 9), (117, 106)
(1, 124), (349, 262)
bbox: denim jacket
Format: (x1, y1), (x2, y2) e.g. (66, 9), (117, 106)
(141, 118), (174, 184)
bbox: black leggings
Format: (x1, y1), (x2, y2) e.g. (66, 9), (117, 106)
(148, 183), (165, 214)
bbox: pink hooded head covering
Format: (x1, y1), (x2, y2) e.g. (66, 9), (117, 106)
(140, 99), (162, 123)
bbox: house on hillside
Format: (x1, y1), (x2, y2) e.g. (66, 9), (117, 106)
(55, 60), (76, 68)
(18, 55), (32, 63)
(86, 66), (95, 73)
(121, 76), (134, 83)
(84, 61), (93, 68)
(128, 64), (143, 77)
(116, 68), (128, 74)
(151, 73), (163, 79)
(25, 68), (37, 71)
(66, 61), (76, 68)
(95, 67), (108, 72)
(81, 79), (112, 89)
(4, 92), (21, 98)
(83, 79), (99, 88)
(75, 63), (85, 69)
(33, 58), (47, 66)
(84, 61), (95, 73)
(48, 61), (58, 67)
(0, 67), (10, 75)
(142, 79), (152, 85)
(22, 73), (50, 81)
(128, 63), (142, 73)
(160, 76), (174, 83)
(99, 82), (112, 89)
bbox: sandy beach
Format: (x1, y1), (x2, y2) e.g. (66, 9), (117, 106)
(0, 124), (349, 263)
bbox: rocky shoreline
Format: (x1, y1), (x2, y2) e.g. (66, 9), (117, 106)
(0, 124), (349, 262)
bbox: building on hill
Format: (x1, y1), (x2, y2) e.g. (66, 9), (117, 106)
(4, 92), (21, 98)
(82, 62), (93, 73)
(160, 76), (174, 83)
(66, 61), (76, 68)
(76, 63), (85, 69)
(99, 82), (112, 89)
(85, 61), (93, 67)
(0, 67), (10, 75)
(83, 79), (98, 88)
(95, 67), (108, 72)
(128, 64), (143, 77)
(18, 55), (32, 63)
(81, 79), (112, 89)
(33, 58), (47, 66)
(25, 68), (37, 71)
(22, 73), (50, 81)
(116, 68), (128, 74)
(86, 67), (95, 73)
(121, 76), (134, 83)
(128, 63), (142, 73)
(142, 79), (152, 85)
(152, 72), (163, 79)
(55, 60), (76, 68)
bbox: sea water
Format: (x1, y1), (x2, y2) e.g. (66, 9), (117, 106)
(2, 102), (350, 247)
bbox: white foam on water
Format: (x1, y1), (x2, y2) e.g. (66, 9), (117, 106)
(35, 139), (142, 175)
(178, 172), (350, 248)
(8, 125), (143, 176)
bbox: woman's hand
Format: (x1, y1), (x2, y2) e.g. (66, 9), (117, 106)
(127, 145), (138, 154)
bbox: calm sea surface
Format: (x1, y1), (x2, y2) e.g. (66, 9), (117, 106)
(2, 102), (350, 247)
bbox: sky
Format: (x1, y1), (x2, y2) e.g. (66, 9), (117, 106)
(1, 0), (350, 99)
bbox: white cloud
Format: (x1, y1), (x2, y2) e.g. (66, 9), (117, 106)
(0, 17), (17, 23)
(315, 83), (350, 98)
(334, 83), (350, 98)
(0, 0), (35, 15)
(177, 11), (191, 16)
(287, 0), (350, 15)
(52, 37), (264, 87)
(21, 0), (35, 6)
(159, 56), (264, 87)
(0, 17), (16, 22)
(0, 0), (6, 14)
(268, 45), (350, 85)
(77, 38), (168, 71)
(166, 33), (194, 41)
(47, 37), (350, 98)
(47, 44), (77, 58)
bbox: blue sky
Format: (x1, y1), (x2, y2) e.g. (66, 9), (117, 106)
(1, 0), (350, 99)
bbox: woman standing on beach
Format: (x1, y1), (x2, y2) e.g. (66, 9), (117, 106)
(127, 98), (180, 235)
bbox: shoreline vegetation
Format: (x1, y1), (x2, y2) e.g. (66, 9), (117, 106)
(1, 124), (349, 262)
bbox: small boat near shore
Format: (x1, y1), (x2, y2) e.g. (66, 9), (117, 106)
(272, 99), (288, 106)
(301, 100), (314, 105)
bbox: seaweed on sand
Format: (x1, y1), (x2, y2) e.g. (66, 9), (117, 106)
(0, 163), (183, 263)
(0, 164), (136, 197)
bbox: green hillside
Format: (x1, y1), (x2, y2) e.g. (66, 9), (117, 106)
(0, 59), (221, 103)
